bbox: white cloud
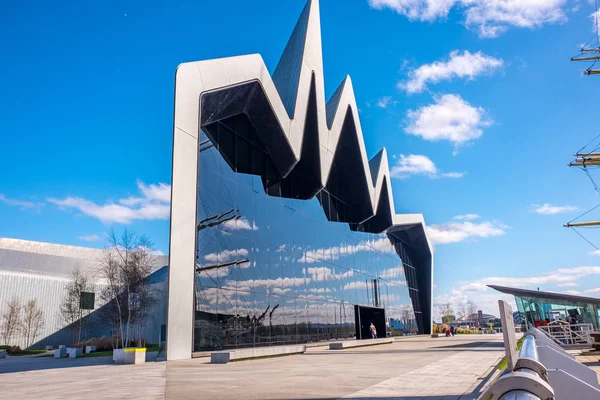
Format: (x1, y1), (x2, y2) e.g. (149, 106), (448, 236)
(204, 248), (249, 263)
(453, 214), (480, 221)
(592, 10), (600, 34)
(380, 266), (404, 279)
(0, 194), (43, 210)
(532, 203), (578, 215)
(458, 266), (600, 293)
(433, 291), (516, 319)
(222, 217), (259, 231)
(225, 276), (309, 290)
(196, 264), (231, 279)
(77, 234), (101, 242)
(400, 50), (503, 94)
(405, 94), (491, 154)
(390, 154), (465, 179)
(120, 181), (171, 205)
(308, 287), (332, 294)
(368, 0), (456, 22)
(590, 250), (600, 256)
(427, 216), (506, 245)
(368, 0), (569, 38)
(298, 237), (395, 263)
(343, 281), (370, 290)
(306, 266), (354, 281)
(556, 282), (578, 288)
(376, 96), (392, 108)
(462, 0), (569, 38)
(48, 180), (170, 224)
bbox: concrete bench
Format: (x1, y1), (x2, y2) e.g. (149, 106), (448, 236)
(0, 349), (6, 359)
(114, 348), (146, 365)
(54, 348), (67, 358)
(85, 345), (96, 353)
(67, 348), (83, 358)
(211, 344), (306, 364)
(329, 337), (393, 350)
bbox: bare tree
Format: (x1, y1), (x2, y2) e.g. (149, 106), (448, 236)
(466, 300), (478, 319)
(21, 299), (44, 348)
(60, 267), (92, 345)
(438, 303), (454, 324)
(457, 302), (468, 320)
(1, 298), (21, 345)
(98, 229), (158, 349)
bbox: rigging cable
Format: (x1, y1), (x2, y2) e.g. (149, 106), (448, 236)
(566, 202), (600, 225)
(569, 226), (600, 253)
(584, 167), (600, 195)
(576, 133), (600, 155)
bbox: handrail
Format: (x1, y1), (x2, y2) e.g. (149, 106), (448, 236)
(498, 390), (542, 400)
(519, 334), (538, 361)
(478, 333), (554, 400)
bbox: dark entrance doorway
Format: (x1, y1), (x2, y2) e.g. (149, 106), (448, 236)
(354, 305), (386, 339)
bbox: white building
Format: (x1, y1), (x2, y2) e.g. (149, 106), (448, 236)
(0, 238), (168, 349)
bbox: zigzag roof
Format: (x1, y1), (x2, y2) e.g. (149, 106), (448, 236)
(173, 0), (430, 246)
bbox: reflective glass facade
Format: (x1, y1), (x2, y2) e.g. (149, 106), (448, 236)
(193, 119), (423, 351)
(515, 295), (600, 330)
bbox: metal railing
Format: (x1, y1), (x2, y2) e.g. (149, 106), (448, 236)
(498, 390), (544, 400)
(483, 301), (600, 399)
(537, 323), (593, 346)
(479, 334), (554, 400)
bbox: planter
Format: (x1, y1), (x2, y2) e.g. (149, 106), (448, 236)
(67, 348), (83, 358)
(114, 348), (146, 365)
(124, 348), (146, 364)
(54, 348), (67, 358)
(113, 348), (125, 364)
(85, 345), (97, 353)
(0, 349), (6, 359)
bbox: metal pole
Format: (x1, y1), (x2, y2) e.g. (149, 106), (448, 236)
(499, 390), (542, 400)
(519, 335), (538, 361)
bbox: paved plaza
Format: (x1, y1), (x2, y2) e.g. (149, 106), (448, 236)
(0, 335), (505, 400)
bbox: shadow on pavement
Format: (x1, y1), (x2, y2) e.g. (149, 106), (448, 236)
(0, 352), (159, 374)
(286, 397), (468, 400)
(434, 341), (504, 349)
(0, 355), (114, 374)
(304, 348), (501, 356)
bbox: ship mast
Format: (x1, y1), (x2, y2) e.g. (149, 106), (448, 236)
(571, 2), (600, 75)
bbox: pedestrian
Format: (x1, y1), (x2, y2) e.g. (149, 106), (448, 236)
(370, 322), (377, 339)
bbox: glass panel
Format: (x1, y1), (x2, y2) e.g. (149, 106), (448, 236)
(194, 117), (422, 352)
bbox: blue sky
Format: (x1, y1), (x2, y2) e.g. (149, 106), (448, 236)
(2, 0), (600, 316)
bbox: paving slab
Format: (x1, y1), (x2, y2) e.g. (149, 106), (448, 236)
(0, 334), (504, 400)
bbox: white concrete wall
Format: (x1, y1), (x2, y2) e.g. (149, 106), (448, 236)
(0, 270), (167, 349)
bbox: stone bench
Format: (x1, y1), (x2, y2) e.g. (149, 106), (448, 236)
(67, 348), (83, 358)
(85, 345), (97, 353)
(54, 348), (67, 358)
(0, 349), (6, 359)
(329, 337), (393, 350)
(211, 344), (306, 364)
(114, 348), (146, 365)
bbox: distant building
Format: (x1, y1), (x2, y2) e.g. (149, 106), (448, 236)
(489, 284), (600, 329)
(451, 312), (498, 327)
(0, 238), (168, 349)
